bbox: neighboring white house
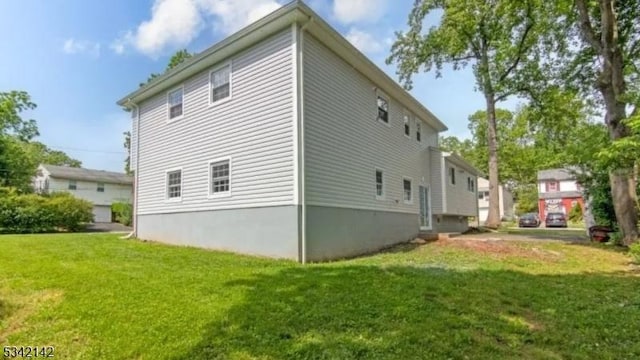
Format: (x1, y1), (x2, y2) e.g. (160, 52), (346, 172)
(477, 177), (514, 222)
(117, 1), (480, 261)
(33, 164), (133, 222)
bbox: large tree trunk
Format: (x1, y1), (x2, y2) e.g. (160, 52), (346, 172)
(598, 0), (639, 244)
(576, 0), (639, 244)
(485, 95), (501, 228)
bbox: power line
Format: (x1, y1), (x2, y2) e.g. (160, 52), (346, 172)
(47, 145), (127, 155)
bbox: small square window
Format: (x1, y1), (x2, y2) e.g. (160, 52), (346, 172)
(168, 88), (183, 120)
(97, 182), (105, 193)
(210, 160), (231, 196)
(211, 64), (231, 103)
(68, 180), (77, 190)
(449, 167), (456, 185)
(416, 122), (421, 142)
(375, 169), (384, 199)
(403, 179), (412, 203)
(403, 113), (411, 137)
(167, 170), (182, 199)
(377, 95), (389, 123)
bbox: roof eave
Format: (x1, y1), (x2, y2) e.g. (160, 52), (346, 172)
(117, 1), (305, 107)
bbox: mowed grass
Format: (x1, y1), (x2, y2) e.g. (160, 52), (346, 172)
(1, 234), (639, 359)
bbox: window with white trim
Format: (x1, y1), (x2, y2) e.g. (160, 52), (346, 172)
(403, 178), (412, 203)
(211, 64), (231, 103)
(210, 160), (230, 195)
(166, 170), (182, 199)
(403, 113), (411, 137)
(449, 167), (456, 185)
(97, 182), (105, 193)
(375, 169), (384, 199)
(377, 95), (389, 123)
(416, 122), (421, 142)
(168, 88), (183, 120)
(68, 180), (77, 190)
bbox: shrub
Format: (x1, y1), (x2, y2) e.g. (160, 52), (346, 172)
(568, 202), (583, 222)
(47, 192), (94, 231)
(630, 243), (640, 264)
(0, 188), (93, 233)
(112, 201), (132, 226)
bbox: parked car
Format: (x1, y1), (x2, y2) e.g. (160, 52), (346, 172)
(518, 213), (540, 228)
(545, 212), (568, 228)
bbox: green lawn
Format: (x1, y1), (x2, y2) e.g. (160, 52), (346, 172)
(1, 234), (639, 359)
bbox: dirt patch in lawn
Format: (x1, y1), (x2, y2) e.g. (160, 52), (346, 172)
(0, 289), (64, 342)
(435, 239), (564, 262)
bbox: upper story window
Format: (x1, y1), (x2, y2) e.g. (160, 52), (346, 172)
(403, 113), (411, 137)
(211, 63), (231, 103)
(377, 95), (389, 124)
(416, 122), (422, 142)
(68, 180), (77, 190)
(375, 169), (384, 200)
(547, 181), (558, 192)
(467, 177), (475, 192)
(449, 167), (456, 185)
(166, 169), (182, 200)
(97, 182), (105, 193)
(210, 159), (231, 196)
(403, 178), (412, 203)
(168, 87), (183, 120)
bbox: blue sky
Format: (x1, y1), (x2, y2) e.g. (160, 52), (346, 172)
(0, 0), (518, 172)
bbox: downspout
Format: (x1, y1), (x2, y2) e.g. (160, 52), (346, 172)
(298, 16), (312, 264)
(125, 99), (140, 239)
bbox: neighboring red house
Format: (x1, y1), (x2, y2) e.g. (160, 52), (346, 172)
(537, 168), (584, 220)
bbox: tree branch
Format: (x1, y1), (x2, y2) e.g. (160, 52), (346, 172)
(498, 4), (535, 83)
(575, 0), (602, 53)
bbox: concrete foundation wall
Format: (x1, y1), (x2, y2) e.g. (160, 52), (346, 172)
(433, 214), (469, 233)
(305, 205), (419, 262)
(137, 205), (299, 259)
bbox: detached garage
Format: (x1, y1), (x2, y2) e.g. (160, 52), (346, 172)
(34, 164), (133, 223)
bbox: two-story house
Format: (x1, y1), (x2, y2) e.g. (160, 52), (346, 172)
(117, 1), (479, 262)
(34, 164), (133, 222)
(537, 168), (584, 220)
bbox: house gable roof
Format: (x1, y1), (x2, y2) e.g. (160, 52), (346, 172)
(117, 0), (448, 132)
(41, 164), (133, 185)
(537, 168), (577, 181)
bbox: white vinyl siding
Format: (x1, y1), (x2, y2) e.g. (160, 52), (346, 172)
(303, 34), (438, 214)
(135, 30), (294, 215)
(443, 160), (477, 216)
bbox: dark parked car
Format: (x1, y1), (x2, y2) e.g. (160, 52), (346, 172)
(518, 213), (540, 228)
(545, 212), (568, 228)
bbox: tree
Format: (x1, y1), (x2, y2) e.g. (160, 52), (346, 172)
(23, 141), (81, 168)
(140, 49), (194, 87)
(0, 91), (38, 140)
(123, 131), (132, 175)
(388, 0), (557, 228)
(568, 0), (640, 244)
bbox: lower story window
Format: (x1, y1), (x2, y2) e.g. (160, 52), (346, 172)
(210, 159), (231, 195)
(167, 170), (182, 199)
(403, 178), (412, 203)
(97, 182), (105, 192)
(68, 180), (77, 190)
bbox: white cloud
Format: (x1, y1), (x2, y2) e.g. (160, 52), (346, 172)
(345, 27), (388, 54)
(62, 38), (101, 57)
(199, 0), (282, 35)
(113, 0), (282, 57)
(332, 0), (388, 24)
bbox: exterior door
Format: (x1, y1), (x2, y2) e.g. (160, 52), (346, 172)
(419, 185), (431, 230)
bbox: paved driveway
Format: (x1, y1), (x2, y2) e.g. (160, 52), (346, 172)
(459, 228), (589, 242)
(85, 222), (133, 233)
